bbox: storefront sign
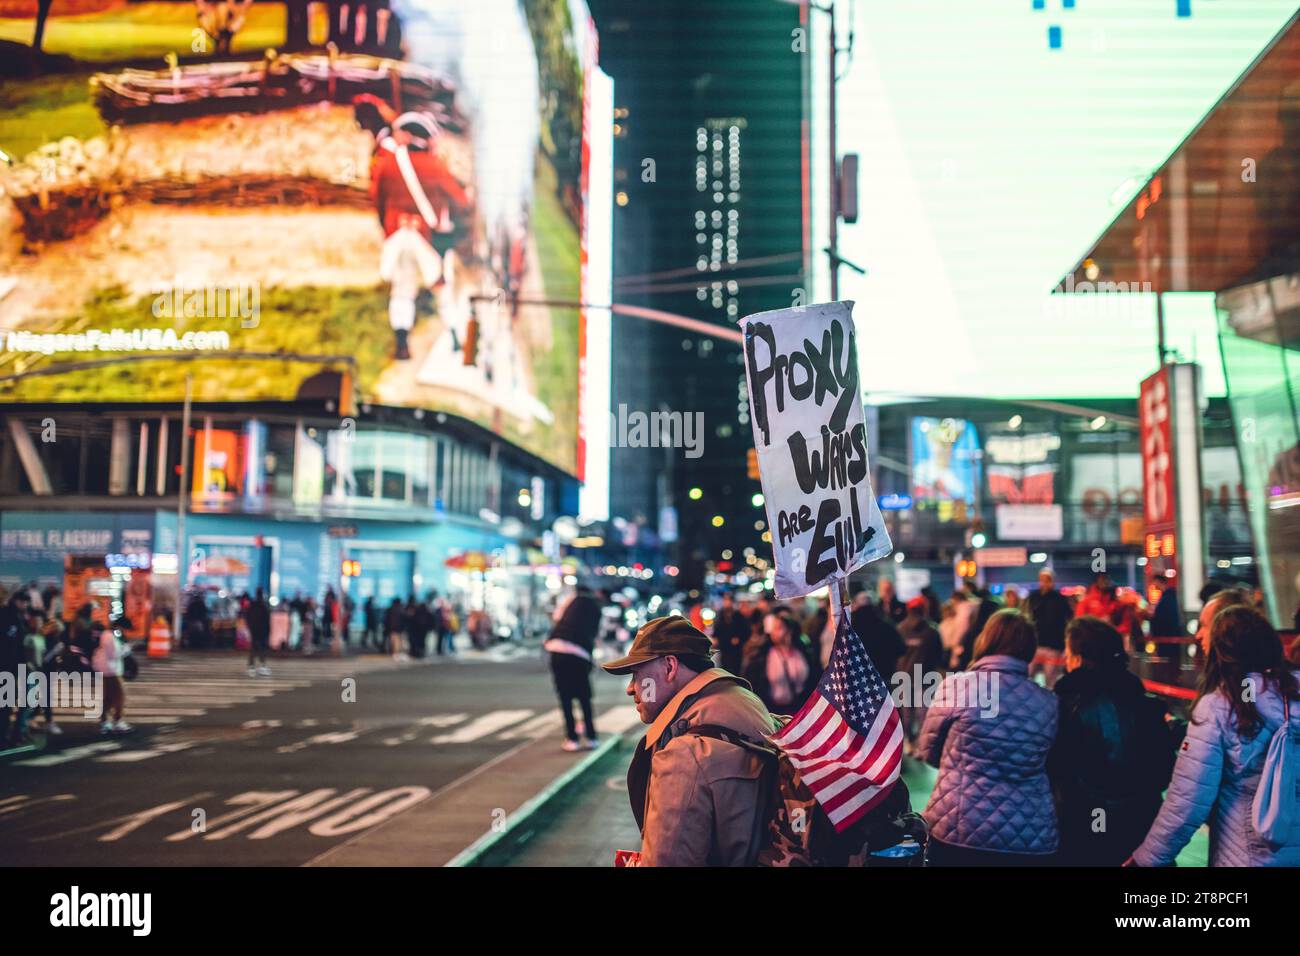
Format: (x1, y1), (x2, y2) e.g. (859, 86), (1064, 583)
(995, 503), (1063, 541)
(741, 301), (891, 599)
(1140, 364), (1206, 613)
(974, 546), (1029, 568)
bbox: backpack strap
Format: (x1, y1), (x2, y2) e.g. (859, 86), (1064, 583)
(687, 723), (781, 760)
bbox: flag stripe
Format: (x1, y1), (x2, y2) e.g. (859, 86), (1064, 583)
(770, 608), (906, 833)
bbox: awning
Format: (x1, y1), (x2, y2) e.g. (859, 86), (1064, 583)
(1058, 11), (1300, 295)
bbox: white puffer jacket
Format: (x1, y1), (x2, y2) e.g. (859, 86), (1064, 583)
(1133, 674), (1300, 867)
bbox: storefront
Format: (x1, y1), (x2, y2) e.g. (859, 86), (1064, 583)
(1058, 13), (1300, 626)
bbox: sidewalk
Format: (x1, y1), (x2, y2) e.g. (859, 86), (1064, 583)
(303, 706), (642, 866)
(484, 750), (1212, 867)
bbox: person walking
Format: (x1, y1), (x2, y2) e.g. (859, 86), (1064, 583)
(876, 578), (907, 625)
(601, 617), (780, 866)
(543, 585), (601, 751)
(1048, 617), (1175, 865)
(245, 588), (272, 677)
(363, 595), (380, 650)
(385, 597), (407, 661)
(0, 589), (29, 747)
(408, 597), (434, 659)
(918, 609), (1059, 865)
(1129, 605), (1300, 866)
(850, 596), (906, 681)
(92, 619), (131, 735)
(897, 596), (945, 753)
(432, 593), (454, 655)
(741, 608), (819, 715)
(711, 591), (750, 675)
(1026, 569), (1072, 680)
(1147, 576), (1184, 638)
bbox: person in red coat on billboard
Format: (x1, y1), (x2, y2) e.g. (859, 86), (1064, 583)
(362, 104), (472, 361)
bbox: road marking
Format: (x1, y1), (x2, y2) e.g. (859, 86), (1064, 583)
(497, 712), (564, 740)
(276, 730), (363, 754)
(0, 794), (77, 817)
(95, 741), (198, 763)
(15, 741), (121, 766)
(417, 714), (468, 727)
(431, 709), (533, 744)
(596, 705), (643, 734)
(303, 738), (539, 867)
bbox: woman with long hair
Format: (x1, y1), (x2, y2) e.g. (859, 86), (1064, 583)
(1048, 617), (1175, 865)
(1130, 605), (1300, 866)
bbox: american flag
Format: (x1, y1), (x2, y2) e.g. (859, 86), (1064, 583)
(769, 609), (903, 831)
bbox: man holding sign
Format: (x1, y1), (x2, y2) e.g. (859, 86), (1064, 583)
(601, 302), (919, 867)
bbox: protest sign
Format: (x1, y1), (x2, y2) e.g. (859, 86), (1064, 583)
(741, 301), (892, 599)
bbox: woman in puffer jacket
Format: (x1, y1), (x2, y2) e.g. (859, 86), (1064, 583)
(918, 609), (1059, 865)
(1130, 605), (1300, 866)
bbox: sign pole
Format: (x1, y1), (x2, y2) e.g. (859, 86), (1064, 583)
(173, 374), (192, 648)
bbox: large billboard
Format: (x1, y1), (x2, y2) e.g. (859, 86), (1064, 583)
(0, 0), (599, 475)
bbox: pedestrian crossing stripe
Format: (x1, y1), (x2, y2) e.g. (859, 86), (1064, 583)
(431, 709), (535, 744)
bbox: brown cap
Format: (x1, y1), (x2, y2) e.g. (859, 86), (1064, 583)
(601, 615), (713, 675)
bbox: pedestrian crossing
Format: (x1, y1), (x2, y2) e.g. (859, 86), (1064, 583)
(14, 648), (646, 769)
(40, 654), (419, 730)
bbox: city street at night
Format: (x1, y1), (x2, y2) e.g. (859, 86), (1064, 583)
(3, 0), (1300, 940)
(3, 646), (642, 866)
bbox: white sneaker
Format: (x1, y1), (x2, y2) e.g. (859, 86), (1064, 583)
(112, 720), (133, 734)
(248, 667), (258, 677)
(584, 738), (600, 750)
(46, 721), (62, 736)
(257, 665), (271, 677)
(100, 720), (114, 735)
(561, 739), (583, 752)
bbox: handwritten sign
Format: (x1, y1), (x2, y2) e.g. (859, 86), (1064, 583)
(741, 301), (892, 599)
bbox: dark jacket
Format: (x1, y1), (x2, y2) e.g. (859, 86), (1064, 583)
(245, 599), (271, 641)
(1026, 588), (1072, 651)
(550, 591), (601, 654)
(956, 597), (1000, 670)
(1047, 665), (1174, 866)
(897, 617), (944, 680)
(1149, 587), (1183, 637)
(851, 605), (906, 679)
(713, 607), (751, 674)
(0, 604), (23, 671)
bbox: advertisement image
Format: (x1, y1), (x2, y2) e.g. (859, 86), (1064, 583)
(0, 0), (590, 473)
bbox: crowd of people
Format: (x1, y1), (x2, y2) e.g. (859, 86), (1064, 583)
(0, 583), (134, 746)
(599, 571), (1300, 866)
(178, 585), (499, 669)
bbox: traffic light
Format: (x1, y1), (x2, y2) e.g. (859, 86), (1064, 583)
(341, 559), (361, 577)
(955, 557), (977, 580)
(746, 447), (760, 481)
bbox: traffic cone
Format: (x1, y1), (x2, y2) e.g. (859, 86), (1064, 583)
(147, 616), (172, 658)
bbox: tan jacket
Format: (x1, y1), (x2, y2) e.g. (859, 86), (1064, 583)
(627, 669), (779, 866)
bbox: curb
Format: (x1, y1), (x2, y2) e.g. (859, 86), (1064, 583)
(444, 734), (623, 867)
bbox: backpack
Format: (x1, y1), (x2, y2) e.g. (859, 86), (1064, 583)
(1252, 691), (1297, 845)
(688, 723), (927, 866)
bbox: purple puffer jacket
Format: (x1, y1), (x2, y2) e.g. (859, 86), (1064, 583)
(918, 654), (1060, 855)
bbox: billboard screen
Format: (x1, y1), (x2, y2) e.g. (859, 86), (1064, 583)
(0, 0), (597, 475)
(910, 416), (980, 516)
